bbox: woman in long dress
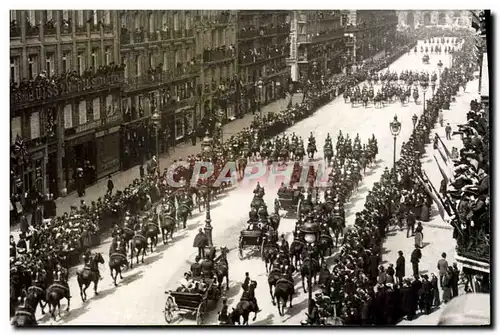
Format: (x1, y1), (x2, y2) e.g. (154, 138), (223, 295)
(414, 221), (424, 248)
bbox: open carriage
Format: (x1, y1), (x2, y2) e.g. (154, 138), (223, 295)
(276, 188), (302, 217)
(164, 277), (221, 325)
(238, 229), (264, 260)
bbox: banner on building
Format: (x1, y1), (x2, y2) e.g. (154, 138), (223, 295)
(30, 111), (40, 139)
(93, 97), (101, 120)
(79, 100), (87, 125)
(64, 104), (73, 129)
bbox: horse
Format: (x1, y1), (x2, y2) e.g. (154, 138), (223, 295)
(214, 247), (230, 290)
(130, 233), (148, 268)
(26, 281), (47, 315)
(76, 252), (105, 302)
(232, 283), (259, 324)
(289, 239), (305, 268)
(300, 256), (320, 293)
(317, 233), (334, 264)
(330, 216), (345, 247)
(45, 282), (71, 320)
(145, 222), (159, 252)
(109, 250), (129, 286)
(343, 89), (350, 103)
(11, 296), (38, 326)
(177, 202), (190, 229)
(362, 94), (369, 108)
(267, 268), (283, 302)
(294, 145), (305, 161)
(413, 89), (419, 104)
(307, 142), (316, 160)
(323, 145), (334, 166)
(274, 275), (295, 316)
(262, 243), (280, 273)
(159, 213), (176, 244)
(196, 184), (210, 212)
(122, 226), (135, 251)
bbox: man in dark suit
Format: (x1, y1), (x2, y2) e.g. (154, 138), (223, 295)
(190, 255), (202, 277)
(410, 247), (422, 277)
(396, 250), (406, 285)
(107, 175), (114, 195)
(437, 252), (449, 288)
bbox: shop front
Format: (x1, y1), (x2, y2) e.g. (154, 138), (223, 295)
(174, 107), (195, 142)
(95, 125), (121, 180)
(120, 117), (150, 171)
(64, 130), (97, 194)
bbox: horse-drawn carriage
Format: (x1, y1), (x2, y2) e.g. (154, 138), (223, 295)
(164, 277), (221, 325)
(422, 54), (430, 64)
(276, 188), (303, 217)
(238, 225), (278, 260)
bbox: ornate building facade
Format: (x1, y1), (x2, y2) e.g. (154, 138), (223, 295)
(10, 10), (123, 197)
(288, 11), (344, 82)
(397, 10), (472, 29)
(237, 10), (290, 115)
(119, 10), (200, 170)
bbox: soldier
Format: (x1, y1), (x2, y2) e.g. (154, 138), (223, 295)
(279, 234), (289, 255)
(242, 272), (251, 292)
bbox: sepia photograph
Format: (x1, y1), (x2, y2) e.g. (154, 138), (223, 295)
(8, 7), (491, 327)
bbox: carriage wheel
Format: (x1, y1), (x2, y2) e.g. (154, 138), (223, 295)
(196, 301), (206, 325)
(164, 296), (175, 323)
(238, 238), (244, 260)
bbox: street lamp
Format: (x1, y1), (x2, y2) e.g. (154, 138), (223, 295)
(151, 111), (161, 172)
(300, 220), (320, 316)
(389, 115), (402, 172)
(420, 81), (429, 113)
(255, 79), (264, 117)
(202, 130), (214, 247)
(412, 114), (418, 130)
(344, 33), (356, 73)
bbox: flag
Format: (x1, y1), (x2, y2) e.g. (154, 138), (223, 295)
(13, 135), (27, 157)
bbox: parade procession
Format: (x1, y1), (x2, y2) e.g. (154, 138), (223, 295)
(9, 9), (490, 326)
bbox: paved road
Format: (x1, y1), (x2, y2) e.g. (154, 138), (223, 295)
(31, 46), (456, 326)
(10, 94), (303, 234)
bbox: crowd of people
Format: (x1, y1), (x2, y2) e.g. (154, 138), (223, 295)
(10, 63), (125, 105)
(307, 40), (481, 325)
(10, 41), (415, 303)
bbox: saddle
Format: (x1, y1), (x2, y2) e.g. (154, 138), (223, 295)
(276, 278), (294, 288)
(14, 310), (34, 318)
(110, 252), (128, 262)
(133, 234), (148, 243)
(48, 283), (69, 293)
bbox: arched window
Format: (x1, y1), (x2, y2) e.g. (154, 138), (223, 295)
(149, 13), (154, 32)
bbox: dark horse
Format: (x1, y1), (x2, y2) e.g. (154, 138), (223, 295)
(300, 256), (320, 293)
(159, 213), (176, 244)
(76, 252), (105, 302)
(274, 275), (295, 316)
(130, 233), (148, 268)
(262, 243), (280, 273)
(11, 296), (38, 326)
(109, 241), (129, 286)
(45, 282), (71, 320)
(230, 282), (259, 324)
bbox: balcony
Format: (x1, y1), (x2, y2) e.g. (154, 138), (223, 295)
(238, 28), (259, 40)
(103, 24), (113, 34)
(174, 29), (183, 39)
(147, 31), (159, 41)
(60, 19), (72, 34)
(174, 62), (200, 79)
(160, 29), (171, 40)
(75, 24), (87, 34)
(239, 44), (290, 66)
(10, 21), (20, 38)
(203, 46), (235, 64)
(133, 30), (145, 43)
(44, 20), (57, 35)
(11, 66), (125, 109)
(120, 28), (130, 45)
(185, 29), (194, 38)
(260, 23), (291, 38)
(124, 70), (174, 91)
(26, 22), (39, 37)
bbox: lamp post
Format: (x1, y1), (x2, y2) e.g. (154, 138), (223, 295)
(389, 115), (402, 173)
(202, 130), (214, 247)
(300, 221), (320, 316)
(344, 33), (356, 73)
(151, 111), (161, 172)
(420, 81), (429, 113)
(255, 79), (263, 118)
(412, 114), (418, 130)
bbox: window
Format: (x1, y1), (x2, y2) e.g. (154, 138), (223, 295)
(163, 52), (168, 71)
(104, 10), (111, 25)
(62, 52), (70, 72)
(92, 10), (98, 26)
(63, 104), (73, 129)
(91, 49), (98, 69)
(211, 31), (216, 47)
(174, 12), (179, 31)
(219, 30), (224, 46)
(162, 13), (167, 26)
(10, 56), (19, 83)
(28, 55), (38, 79)
(186, 48), (192, 61)
(149, 53), (154, 68)
(104, 47), (111, 65)
(135, 55), (141, 76)
(77, 52), (85, 75)
(185, 12), (191, 30)
(121, 14), (127, 28)
(46, 10), (52, 21)
(134, 13), (141, 29)
(93, 97), (100, 120)
(77, 10), (84, 26)
(62, 10), (69, 21)
(149, 13), (154, 32)
(27, 10), (35, 26)
(175, 49), (181, 65)
(30, 112), (40, 140)
(45, 53), (54, 76)
(10, 10), (16, 22)
(78, 101), (87, 124)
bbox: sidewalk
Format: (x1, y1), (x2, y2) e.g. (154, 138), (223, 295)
(11, 94), (302, 231)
